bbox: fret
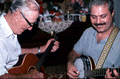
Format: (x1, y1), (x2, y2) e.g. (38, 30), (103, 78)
(103, 68), (106, 75)
(99, 69), (102, 76)
(101, 69), (103, 76)
(118, 68), (120, 73)
(85, 68), (120, 77)
(89, 68), (120, 77)
(116, 68), (120, 75)
(100, 69), (102, 76)
(118, 68), (119, 73)
(84, 66), (120, 78)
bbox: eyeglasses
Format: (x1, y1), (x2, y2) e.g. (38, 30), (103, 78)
(20, 12), (34, 27)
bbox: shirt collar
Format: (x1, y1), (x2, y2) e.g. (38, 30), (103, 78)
(0, 13), (15, 38)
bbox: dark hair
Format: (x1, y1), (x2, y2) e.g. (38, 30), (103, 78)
(89, 0), (114, 14)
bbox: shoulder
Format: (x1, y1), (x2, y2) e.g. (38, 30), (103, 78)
(85, 27), (95, 31)
(82, 27), (96, 35)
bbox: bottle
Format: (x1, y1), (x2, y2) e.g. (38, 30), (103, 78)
(81, 8), (87, 22)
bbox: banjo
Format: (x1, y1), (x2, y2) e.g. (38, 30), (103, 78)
(74, 54), (120, 79)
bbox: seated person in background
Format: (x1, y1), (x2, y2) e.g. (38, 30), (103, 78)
(0, 0), (59, 78)
(67, 0), (120, 79)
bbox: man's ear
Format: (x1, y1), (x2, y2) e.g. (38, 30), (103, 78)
(112, 9), (115, 17)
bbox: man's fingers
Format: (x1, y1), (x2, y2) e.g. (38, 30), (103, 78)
(113, 69), (119, 77)
(67, 73), (79, 79)
(105, 68), (113, 78)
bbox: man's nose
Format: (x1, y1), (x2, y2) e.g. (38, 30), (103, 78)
(96, 17), (101, 24)
(28, 27), (33, 31)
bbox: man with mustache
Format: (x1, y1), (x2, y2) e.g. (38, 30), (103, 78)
(67, 0), (120, 78)
(0, 0), (59, 78)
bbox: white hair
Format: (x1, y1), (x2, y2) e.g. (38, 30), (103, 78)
(9, 0), (40, 14)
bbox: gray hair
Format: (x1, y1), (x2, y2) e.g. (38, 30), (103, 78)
(9, 0), (39, 14)
(89, 0), (114, 14)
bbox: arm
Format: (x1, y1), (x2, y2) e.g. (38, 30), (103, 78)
(0, 41), (10, 76)
(67, 49), (81, 65)
(21, 38), (59, 54)
(67, 49), (81, 78)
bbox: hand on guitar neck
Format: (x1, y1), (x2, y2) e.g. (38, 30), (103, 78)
(40, 31), (59, 53)
(105, 68), (119, 78)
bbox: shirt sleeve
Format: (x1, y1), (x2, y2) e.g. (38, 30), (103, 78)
(73, 28), (88, 54)
(0, 40), (9, 76)
(73, 27), (92, 54)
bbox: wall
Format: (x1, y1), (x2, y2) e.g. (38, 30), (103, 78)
(114, 0), (120, 28)
(60, 0), (120, 27)
(43, 0), (71, 14)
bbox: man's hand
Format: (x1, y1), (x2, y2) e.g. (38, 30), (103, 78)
(22, 69), (44, 78)
(105, 68), (119, 79)
(40, 38), (59, 53)
(67, 62), (80, 78)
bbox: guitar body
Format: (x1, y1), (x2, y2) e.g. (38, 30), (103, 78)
(8, 53), (45, 75)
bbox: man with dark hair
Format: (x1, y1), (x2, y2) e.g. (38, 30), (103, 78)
(67, 0), (120, 78)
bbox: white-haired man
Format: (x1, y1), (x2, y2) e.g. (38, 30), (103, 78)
(0, 0), (59, 78)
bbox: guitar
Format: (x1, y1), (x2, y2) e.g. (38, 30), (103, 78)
(8, 38), (56, 76)
(74, 54), (120, 79)
(8, 53), (45, 74)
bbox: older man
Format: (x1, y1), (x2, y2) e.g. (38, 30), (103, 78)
(0, 0), (59, 78)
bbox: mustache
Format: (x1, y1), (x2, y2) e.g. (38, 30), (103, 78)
(94, 23), (106, 26)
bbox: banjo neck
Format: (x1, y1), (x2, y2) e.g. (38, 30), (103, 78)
(85, 68), (120, 77)
(74, 54), (120, 78)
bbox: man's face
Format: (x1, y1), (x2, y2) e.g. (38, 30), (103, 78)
(13, 2), (39, 35)
(90, 4), (114, 33)
(15, 10), (39, 35)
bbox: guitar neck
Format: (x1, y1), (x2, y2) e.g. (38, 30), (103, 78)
(35, 31), (58, 71)
(35, 40), (55, 71)
(85, 68), (120, 77)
